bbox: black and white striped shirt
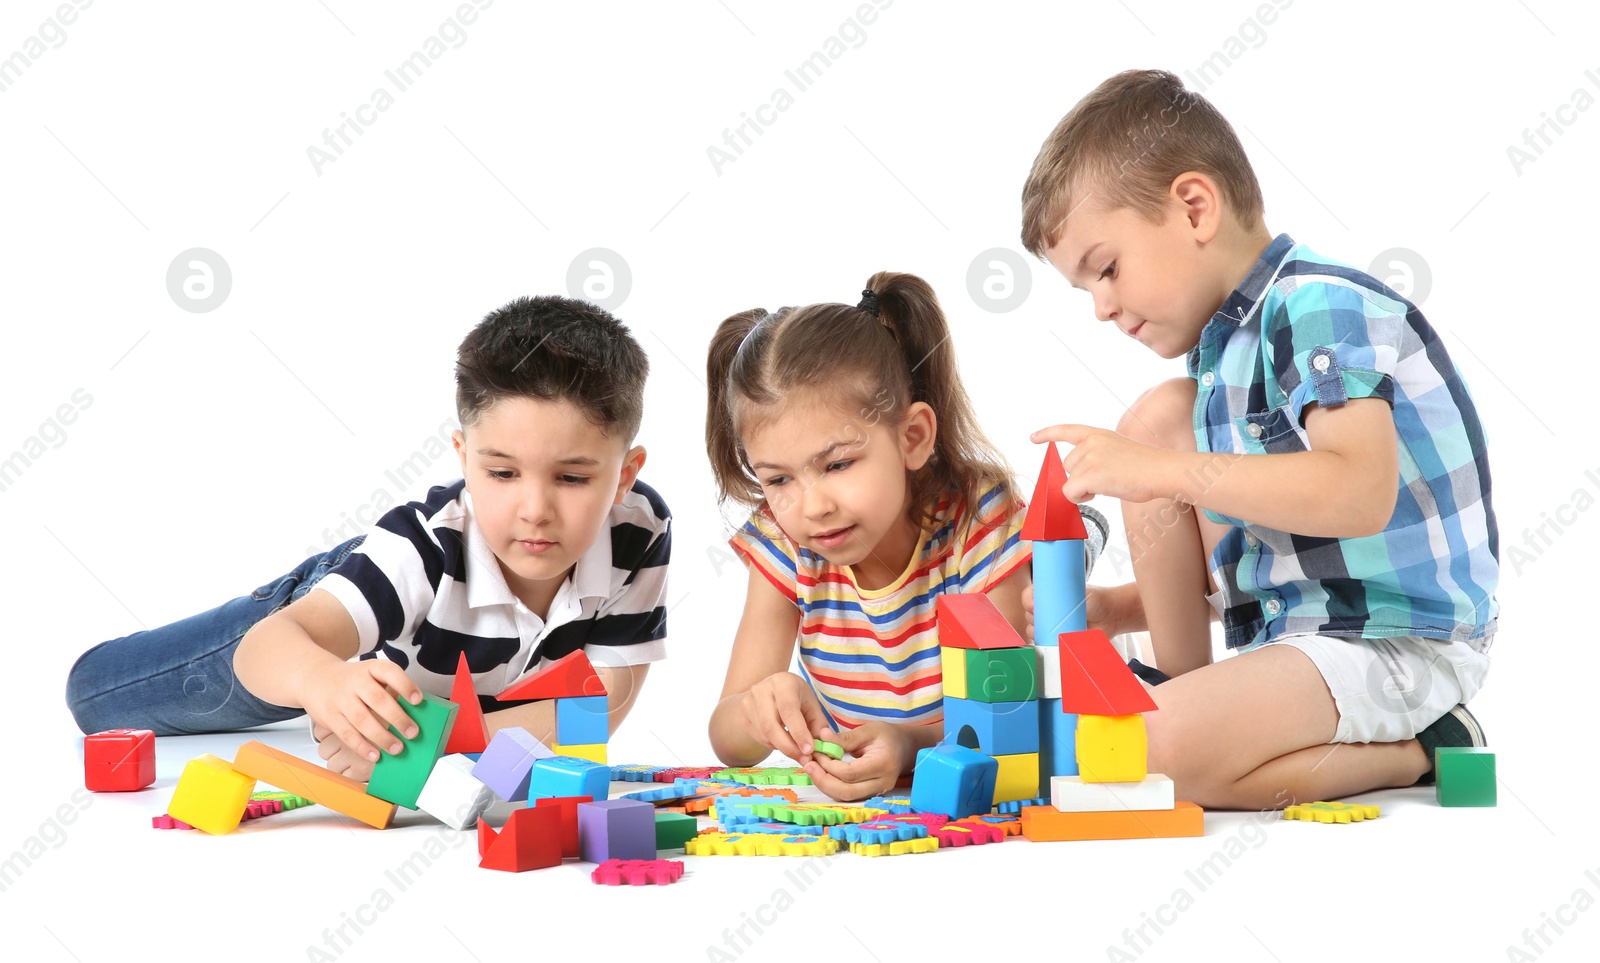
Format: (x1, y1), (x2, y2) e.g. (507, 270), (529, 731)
(316, 479), (670, 703)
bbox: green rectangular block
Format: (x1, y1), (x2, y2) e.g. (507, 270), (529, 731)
(367, 692), (459, 810)
(1435, 747), (1496, 807)
(655, 811), (699, 850)
(958, 647), (1037, 703)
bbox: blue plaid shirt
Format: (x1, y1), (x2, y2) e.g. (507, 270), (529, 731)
(1190, 233), (1499, 650)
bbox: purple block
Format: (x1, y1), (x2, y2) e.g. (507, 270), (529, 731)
(577, 798), (656, 863)
(471, 727), (554, 802)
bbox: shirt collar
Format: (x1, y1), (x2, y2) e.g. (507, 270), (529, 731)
(1188, 232), (1297, 373)
(463, 489), (615, 609)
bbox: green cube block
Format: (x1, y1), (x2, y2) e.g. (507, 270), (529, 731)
(958, 647), (1037, 703)
(367, 692), (459, 810)
(1435, 747), (1496, 807)
(655, 811), (699, 850)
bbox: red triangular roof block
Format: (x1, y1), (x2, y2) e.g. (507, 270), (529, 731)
(496, 650), (607, 701)
(444, 653), (489, 755)
(1021, 443), (1088, 541)
(1057, 629), (1158, 715)
(478, 807), (562, 872)
(937, 593), (1028, 650)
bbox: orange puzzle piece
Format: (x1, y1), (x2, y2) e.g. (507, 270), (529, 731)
(231, 740), (395, 830)
(1019, 802), (1203, 842)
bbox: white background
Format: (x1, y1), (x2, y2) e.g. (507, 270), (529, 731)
(3, 1), (1597, 961)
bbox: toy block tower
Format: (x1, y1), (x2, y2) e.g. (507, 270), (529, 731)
(496, 649), (612, 765)
(1022, 443), (1090, 784)
(934, 593), (1040, 806)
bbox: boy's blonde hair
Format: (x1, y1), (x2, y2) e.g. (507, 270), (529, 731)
(1020, 68), (1264, 257)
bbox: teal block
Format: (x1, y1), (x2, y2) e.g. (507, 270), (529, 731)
(1435, 748), (1496, 807)
(367, 693), (459, 810)
(910, 743), (998, 819)
(556, 695), (610, 745)
(1037, 697), (1079, 779)
(529, 755), (609, 803)
(1032, 540), (1086, 646)
(943, 695), (1040, 756)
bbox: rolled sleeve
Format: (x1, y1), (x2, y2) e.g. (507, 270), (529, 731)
(1269, 280), (1400, 425)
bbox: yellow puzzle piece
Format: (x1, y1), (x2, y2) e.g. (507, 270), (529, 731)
(1282, 801), (1381, 824)
(849, 837), (941, 857)
(685, 832), (840, 857)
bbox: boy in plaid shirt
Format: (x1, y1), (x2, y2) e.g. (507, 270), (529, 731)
(1018, 69), (1497, 809)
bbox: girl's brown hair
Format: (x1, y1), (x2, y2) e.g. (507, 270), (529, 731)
(705, 271), (1018, 535)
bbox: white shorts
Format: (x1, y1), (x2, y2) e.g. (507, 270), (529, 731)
(1260, 633), (1493, 744)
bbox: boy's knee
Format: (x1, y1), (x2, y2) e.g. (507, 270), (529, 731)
(1144, 706), (1213, 796)
(1117, 377), (1197, 449)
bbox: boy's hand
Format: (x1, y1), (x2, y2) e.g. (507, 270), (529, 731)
(299, 660), (423, 765)
(801, 722), (913, 802)
(311, 724), (376, 782)
(1031, 424), (1177, 505)
(738, 672), (833, 763)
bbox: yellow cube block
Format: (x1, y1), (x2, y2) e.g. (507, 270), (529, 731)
(1075, 713), (1147, 783)
(552, 742), (608, 765)
(941, 647), (968, 700)
(168, 753), (257, 835)
(992, 751), (1040, 803)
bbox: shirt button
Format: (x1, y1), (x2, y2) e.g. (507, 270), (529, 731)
(1200, 371), (1216, 387)
(1246, 533), (1259, 548)
(1264, 599), (1282, 615)
(1247, 423), (1263, 438)
(1313, 354), (1332, 373)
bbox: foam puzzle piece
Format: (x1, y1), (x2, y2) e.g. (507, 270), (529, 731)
(444, 653), (489, 755)
(530, 755), (610, 803)
(1076, 713), (1148, 783)
(555, 695), (610, 746)
(719, 822), (829, 836)
(415, 754), (497, 830)
(651, 766), (722, 783)
(168, 753), (257, 836)
(685, 832), (840, 857)
(1058, 630), (1158, 716)
(611, 764), (667, 782)
(252, 790), (314, 810)
(992, 751), (1041, 804)
(930, 821), (1007, 847)
(591, 858), (685, 886)
(909, 743), (999, 819)
(1282, 801), (1381, 824)
(1051, 774), (1174, 813)
(812, 740), (845, 761)
(936, 593), (1029, 650)
(84, 728), (156, 792)
(710, 793), (795, 828)
(849, 836), (941, 857)
(944, 696), (1040, 756)
(826, 821), (930, 846)
(1037, 697), (1079, 779)
(367, 692), (459, 810)
(654, 811), (700, 850)
(472, 727), (555, 802)
(552, 742), (608, 766)
(478, 807), (562, 872)
(994, 797), (1050, 815)
(876, 811), (950, 830)
(1435, 748), (1496, 807)
(1021, 442), (1089, 538)
(495, 650), (606, 701)
(578, 799), (658, 863)
(710, 766), (813, 786)
(534, 794), (593, 858)
(956, 813), (1023, 837)
(1020, 801), (1204, 842)
(232, 741), (394, 830)
(860, 795), (915, 814)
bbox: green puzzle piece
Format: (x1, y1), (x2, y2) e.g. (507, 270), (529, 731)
(366, 692), (459, 810)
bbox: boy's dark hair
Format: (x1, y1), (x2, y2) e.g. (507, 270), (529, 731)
(1021, 68), (1264, 257)
(455, 295), (648, 444)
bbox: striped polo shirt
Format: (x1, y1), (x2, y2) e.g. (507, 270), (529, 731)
(1191, 233), (1499, 650)
(729, 483), (1031, 729)
(316, 478), (671, 705)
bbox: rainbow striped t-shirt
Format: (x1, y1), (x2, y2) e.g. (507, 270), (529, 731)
(728, 483), (1031, 731)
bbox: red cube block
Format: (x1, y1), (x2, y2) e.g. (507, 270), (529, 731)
(84, 728), (155, 792)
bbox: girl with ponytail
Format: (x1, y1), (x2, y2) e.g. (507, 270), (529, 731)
(704, 271), (1036, 801)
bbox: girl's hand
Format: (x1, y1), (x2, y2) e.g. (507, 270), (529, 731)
(1023, 582), (1126, 641)
(802, 722), (914, 802)
(739, 672), (833, 763)
(311, 724), (376, 782)
(298, 659), (422, 764)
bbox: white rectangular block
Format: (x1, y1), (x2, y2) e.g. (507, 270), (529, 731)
(416, 753), (496, 830)
(1034, 644), (1061, 699)
(1050, 774), (1175, 812)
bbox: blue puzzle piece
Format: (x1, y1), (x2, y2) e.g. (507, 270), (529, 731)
(726, 822), (828, 835)
(610, 764), (666, 782)
(994, 797), (1050, 814)
(861, 795), (916, 814)
(830, 821), (929, 845)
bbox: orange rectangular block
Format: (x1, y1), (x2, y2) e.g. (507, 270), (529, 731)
(232, 740), (395, 830)
(1019, 801), (1203, 842)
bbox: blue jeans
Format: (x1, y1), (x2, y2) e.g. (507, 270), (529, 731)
(65, 537), (366, 736)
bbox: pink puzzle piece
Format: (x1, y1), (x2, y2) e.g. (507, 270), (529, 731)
(590, 859), (685, 886)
